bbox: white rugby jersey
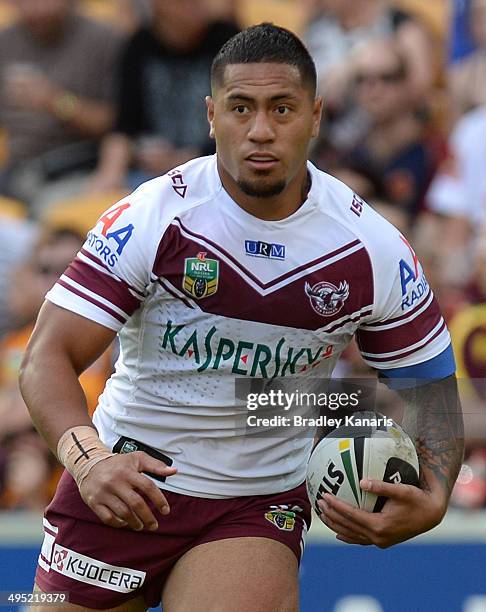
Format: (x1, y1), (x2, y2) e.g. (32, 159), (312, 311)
(46, 155), (454, 497)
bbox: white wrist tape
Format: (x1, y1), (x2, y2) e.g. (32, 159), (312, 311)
(57, 426), (114, 487)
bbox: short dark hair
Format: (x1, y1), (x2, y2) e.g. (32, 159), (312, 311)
(211, 23), (317, 95)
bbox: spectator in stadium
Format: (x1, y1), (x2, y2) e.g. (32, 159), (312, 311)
(0, 215), (37, 340)
(426, 105), (486, 289)
(0, 225), (113, 509)
(327, 38), (441, 223)
(328, 159), (410, 233)
(20, 24), (462, 611)
(0, 0), (123, 214)
(89, 0), (239, 193)
(449, 0), (486, 120)
(0, 227), (83, 509)
(304, 0), (433, 153)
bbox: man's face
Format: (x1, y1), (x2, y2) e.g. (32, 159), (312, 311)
(355, 51), (408, 124)
(151, 0), (210, 29)
(8, 232), (82, 324)
(207, 63), (322, 199)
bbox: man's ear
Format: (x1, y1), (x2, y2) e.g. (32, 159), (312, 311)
(206, 96), (215, 139)
(312, 96), (324, 138)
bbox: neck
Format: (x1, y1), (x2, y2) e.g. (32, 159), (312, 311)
(218, 161), (311, 221)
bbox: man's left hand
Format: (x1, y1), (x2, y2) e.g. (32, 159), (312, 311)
(318, 478), (446, 548)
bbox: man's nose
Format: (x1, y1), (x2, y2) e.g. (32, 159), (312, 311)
(247, 111), (275, 143)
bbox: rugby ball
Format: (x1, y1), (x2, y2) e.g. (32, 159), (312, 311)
(306, 411), (419, 515)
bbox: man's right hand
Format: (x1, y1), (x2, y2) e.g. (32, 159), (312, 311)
(78, 451), (177, 532)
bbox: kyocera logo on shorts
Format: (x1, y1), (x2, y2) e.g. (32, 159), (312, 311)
(46, 542), (145, 593)
(38, 519), (145, 593)
(245, 240), (286, 260)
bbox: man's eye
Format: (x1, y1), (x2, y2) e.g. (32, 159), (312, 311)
(275, 105), (290, 115)
(234, 105), (249, 114)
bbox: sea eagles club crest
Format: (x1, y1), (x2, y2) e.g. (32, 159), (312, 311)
(183, 252), (219, 299)
(305, 280), (349, 316)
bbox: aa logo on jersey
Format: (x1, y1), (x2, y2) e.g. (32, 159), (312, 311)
(399, 234), (428, 310)
(183, 252), (219, 299)
(264, 505), (300, 531)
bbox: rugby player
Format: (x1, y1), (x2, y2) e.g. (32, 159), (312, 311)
(20, 23), (463, 612)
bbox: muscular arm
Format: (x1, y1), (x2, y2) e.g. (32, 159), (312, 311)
(19, 301), (116, 455)
(20, 300), (176, 531)
(400, 374), (464, 506)
(319, 374), (464, 547)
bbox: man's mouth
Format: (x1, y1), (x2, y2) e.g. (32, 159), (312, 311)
(245, 153), (279, 169)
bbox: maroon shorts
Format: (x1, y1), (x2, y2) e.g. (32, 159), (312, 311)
(36, 471), (311, 609)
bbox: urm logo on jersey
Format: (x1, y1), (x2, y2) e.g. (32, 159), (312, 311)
(87, 203), (134, 267)
(245, 240), (286, 260)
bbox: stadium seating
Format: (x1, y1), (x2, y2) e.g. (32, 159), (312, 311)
(41, 190), (129, 236)
(0, 196), (27, 219)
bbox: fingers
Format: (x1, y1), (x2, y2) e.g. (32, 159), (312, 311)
(130, 472), (171, 516)
(134, 451), (178, 479)
(93, 503), (128, 529)
(94, 490), (157, 531)
(360, 478), (414, 500)
(115, 489), (159, 531)
(318, 499), (371, 543)
(322, 493), (377, 531)
(81, 451), (177, 532)
(336, 534), (372, 546)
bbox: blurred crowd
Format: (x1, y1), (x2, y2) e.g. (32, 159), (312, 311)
(0, 0), (485, 511)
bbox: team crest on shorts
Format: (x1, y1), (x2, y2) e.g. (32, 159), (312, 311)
(183, 252), (219, 299)
(264, 505), (302, 531)
(305, 280), (349, 317)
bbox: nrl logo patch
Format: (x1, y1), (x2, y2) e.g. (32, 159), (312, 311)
(264, 505), (301, 531)
(183, 251), (219, 299)
(305, 280), (349, 317)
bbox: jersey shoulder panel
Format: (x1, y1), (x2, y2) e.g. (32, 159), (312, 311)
(46, 156), (220, 330)
(314, 169), (418, 317)
(313, 169), (451, 372)
(82, 155), (220, 282)
(312, 168), (382, 242)
(313, 168), (397, 249)
(130, 154), (221, 227)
